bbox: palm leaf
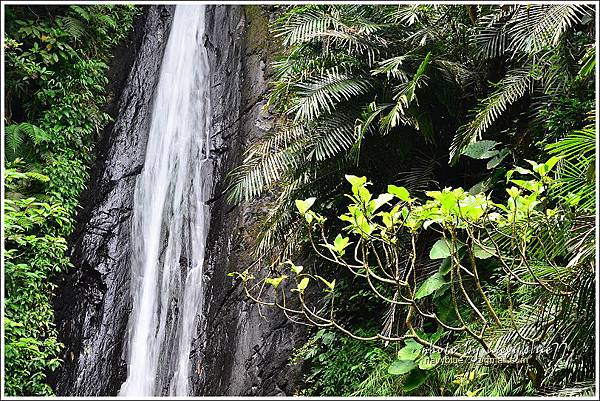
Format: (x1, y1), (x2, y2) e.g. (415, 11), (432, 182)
(450, 68), (533, 163)
(291, 70), (372, 121)
(508, 5), (593, 54)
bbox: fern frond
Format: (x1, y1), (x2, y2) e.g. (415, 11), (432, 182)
(4, 123), (50, 162)
(58, 16), (86, 39)
(4, 125), (25, 161)
(69, 5), (91, 22)
(20, 123), (51, 145)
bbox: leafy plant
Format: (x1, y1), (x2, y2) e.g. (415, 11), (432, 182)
(3, 5), (138, 395)
(234, 146), (595, 395)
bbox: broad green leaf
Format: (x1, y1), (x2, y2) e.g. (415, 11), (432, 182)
(429, 238), (462, 259)
(439, 257), (452, 275)
(388, 359), (417, 375)
(346, 175), (369, 197)
(357, 186), (372, 203)
(345, 174), (367, 188)
(403, 369), (429, 392)
(295, 197), (316, 214)
(397, 341), (423, 361)
(355, 213), (374, 236)
(381, 212), (393, 228)
(388, 184), (410, 202)
(506, 187), (521, 198)
(370, 193), (394, 213)
(418, 352), (441, 370)
(333, 234), (351, 255)
(414, 272), (446, 300)
(461, 140), (499, 159)
(472, 243), (495, 259)
(486, 148), (510, 169)
(542, 155), (561, 175)
(510, 179), (542, 193)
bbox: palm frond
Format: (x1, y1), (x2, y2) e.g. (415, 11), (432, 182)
(309, 113), (359, 161)
(546, 117), (596, 209)
(508, 5), (593, 55)
(380, 52), (431, 133)
(292, 70), (372, 121)
(226, 135), (305, 203)
(475, 6), (515, 58)
(450, 68), (533, 163)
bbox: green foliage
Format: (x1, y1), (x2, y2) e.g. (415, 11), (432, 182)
(3, 5), (138, 396)
(227, 4), (595, 398)
(4, 167), (73, 395)
(292, 329), (391, 396)
(238, 129), (595, 395)
(226, 3), (594, 264)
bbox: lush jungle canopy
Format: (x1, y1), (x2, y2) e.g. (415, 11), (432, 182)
(2, 2), (597, 397)
(228, 3), (597, 397)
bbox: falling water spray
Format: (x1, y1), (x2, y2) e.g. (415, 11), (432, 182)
(119, 5), (212, 396)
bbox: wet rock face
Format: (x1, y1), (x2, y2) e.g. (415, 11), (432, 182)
(195, 6), (307, 396)
(53, 5), (175, 396)
(53, 5), (306, 396)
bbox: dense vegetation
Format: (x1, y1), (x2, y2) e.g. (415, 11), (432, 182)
(3, 5), (137, 395)
(1, 3), (596, 398)
(229, 4), (596, 397)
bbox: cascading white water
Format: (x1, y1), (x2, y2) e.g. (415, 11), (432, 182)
(119, 5), (212, 396)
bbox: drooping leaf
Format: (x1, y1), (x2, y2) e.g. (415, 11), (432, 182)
(295, 197), (316, 214)
(418, 352), (441, 370)
(265, 275), (287, 288)
(414, 272), (447, 300)
(461, 140), (500, 159)
(403, 369), (429, 391)
(370, 193), (394, 213)
(439, 257), (452, 275)
(472, 243), (495, 259)
(388, 185), (411, 202)
(297, 277), (310, 292)
(429, 238), (463, 259)
(397, 340), (423, 361)
(486, 148), (510, 169)
(316, 275), (336, 292)
(388, 359), (417, 375)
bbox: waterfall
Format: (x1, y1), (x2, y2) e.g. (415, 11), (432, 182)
(119, 5), (212, 396)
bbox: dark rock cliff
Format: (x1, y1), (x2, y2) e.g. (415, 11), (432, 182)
(53, 5), (306, 396)
(192, 6), (307, 396)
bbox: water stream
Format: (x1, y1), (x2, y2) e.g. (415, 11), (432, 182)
(119, 5), (212, 396)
